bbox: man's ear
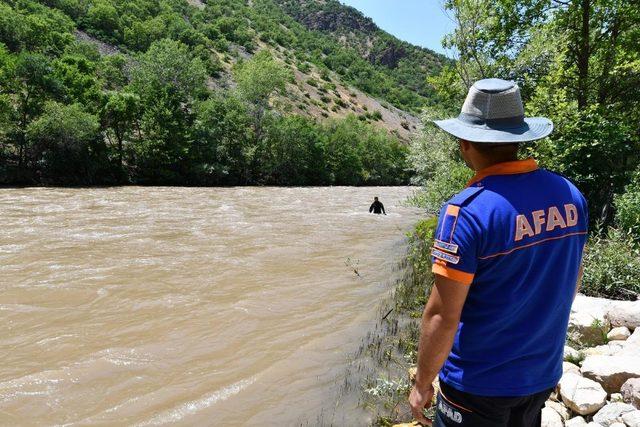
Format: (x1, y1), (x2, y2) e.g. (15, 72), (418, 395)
(459, 139), (471, 152)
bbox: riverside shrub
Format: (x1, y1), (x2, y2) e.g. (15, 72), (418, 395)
(582, 229), (640, 300)
(408, 111), (472, 214)
(614, 172), (640, 241)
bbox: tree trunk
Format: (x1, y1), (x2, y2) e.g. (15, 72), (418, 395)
(576, 0), (591, 109)
(116, 131), (124, 169)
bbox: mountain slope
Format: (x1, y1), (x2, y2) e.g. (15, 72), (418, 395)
(65, 0), (440, 138)
(273, 0), (448, 97)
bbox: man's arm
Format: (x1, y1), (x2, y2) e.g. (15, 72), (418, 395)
(369, 203), (374, 213)
(381, 203), (386, 215)
(409, 274), (470, 425)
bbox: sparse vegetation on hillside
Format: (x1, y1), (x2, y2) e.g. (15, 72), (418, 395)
(272, 0), (449, 111)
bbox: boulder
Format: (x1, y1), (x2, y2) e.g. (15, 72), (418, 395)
(581, 356), (640, 393)
(570, 296), (613, 346)
(622, 410), (640, 427)
(607, 326), (631, 341)
(565, 416), (588, 426)
(392, 423), (420, 427)
(617, 332), (640, 358)
(564, 361), (582, 376)
(621, 378), (640, 408)
(546, 400), (571, 420)
(582, 342), (625, 357)
(569, 310), (610, 346)
(592, 402), (635, 425)
(541, 406), (564, 427)
(573, 295), (614, 314)
(559, 372), (608, 415)
(605, 301), (640, 331)
(609, 423), (625, 427)
(617, 337), (640, 357)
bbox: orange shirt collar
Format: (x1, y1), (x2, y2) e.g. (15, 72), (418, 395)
(467, 159), (538, 187)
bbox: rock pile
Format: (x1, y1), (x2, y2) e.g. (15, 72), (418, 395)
(540, 295), (640, 426)
(396, 295), (640, 427)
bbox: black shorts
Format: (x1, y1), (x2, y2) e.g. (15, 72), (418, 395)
(433, 381), (553, 427)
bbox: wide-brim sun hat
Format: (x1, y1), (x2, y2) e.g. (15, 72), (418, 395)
(434, 78), (553, 144)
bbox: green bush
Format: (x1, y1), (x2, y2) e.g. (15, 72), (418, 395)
(408, 111), (472, 213)
(581, 228), (640, 300)
(614, 171), (640, 240)
(26, 101), (108, 184)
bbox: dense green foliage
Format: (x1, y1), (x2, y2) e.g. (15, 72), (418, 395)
(0, 0), (419, 186)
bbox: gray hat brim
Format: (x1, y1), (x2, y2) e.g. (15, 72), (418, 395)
(434, 117), (553, 144)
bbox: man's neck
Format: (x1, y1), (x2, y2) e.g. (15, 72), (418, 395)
(472, 156), (519, 172)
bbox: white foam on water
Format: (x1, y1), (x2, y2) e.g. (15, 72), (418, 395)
(134, 376), (257, 426)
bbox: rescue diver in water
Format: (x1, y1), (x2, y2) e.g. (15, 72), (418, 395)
(369, 197), (386, 215)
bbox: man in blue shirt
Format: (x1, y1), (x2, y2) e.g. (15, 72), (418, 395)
(409, 79), (588, 426)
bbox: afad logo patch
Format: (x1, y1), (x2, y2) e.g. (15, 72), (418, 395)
(434, 239), (459, 254)
(438, 399), (463, 424)
(432, 248), (460, 265)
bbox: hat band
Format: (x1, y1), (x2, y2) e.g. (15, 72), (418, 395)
(458, 112), (525, 129)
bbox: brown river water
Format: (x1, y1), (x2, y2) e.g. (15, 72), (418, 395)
(0, 187), (422, 426)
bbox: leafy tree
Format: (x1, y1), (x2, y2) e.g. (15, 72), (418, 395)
(26, 101), (104, 184)
(53, 53), (103, 107)
(83, 1), (120, 42)
(5, 52), (62, 170)
(257, 115), (327, 185)
(322, 116), (365, 185)
(129, 38), (206, 183)
(98, 54), (129, 90)
(614, 170), (640, 240)
(190, 95), (254, 185)
(358, 125), (409, 185)
(101, 91), (141, 171)
(233, 50), (291, 140)
(123, 17), (166, 51)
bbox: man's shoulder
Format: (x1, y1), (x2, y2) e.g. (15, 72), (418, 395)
(446, 186), (485, 208)
(538, 169), (587, 204)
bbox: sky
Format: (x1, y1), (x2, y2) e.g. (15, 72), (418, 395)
(339, 0), (454, 55)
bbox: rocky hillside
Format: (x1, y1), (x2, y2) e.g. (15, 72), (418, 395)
(274, 0), (447, 94)
(63, 0), (446, 141)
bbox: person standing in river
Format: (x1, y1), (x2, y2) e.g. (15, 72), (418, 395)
(409, 79), (588, 426)
(369, 197), (386, 215)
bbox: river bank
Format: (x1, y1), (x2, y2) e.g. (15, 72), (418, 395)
(359, 218), (437, 425)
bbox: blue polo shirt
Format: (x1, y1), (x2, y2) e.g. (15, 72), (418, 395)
(432, 159), (588, 397)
